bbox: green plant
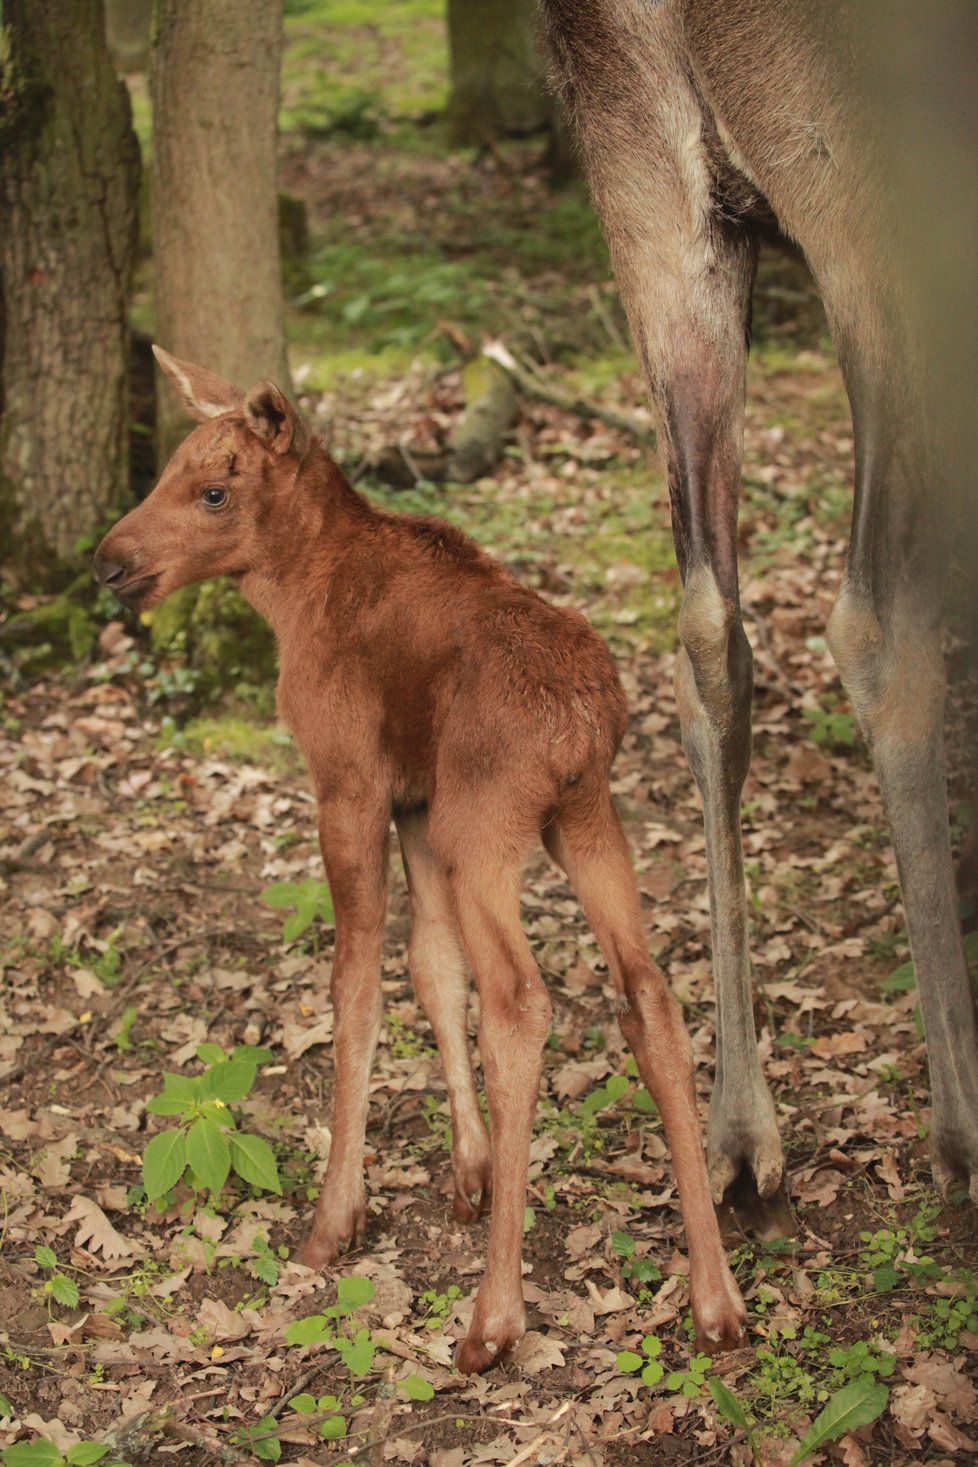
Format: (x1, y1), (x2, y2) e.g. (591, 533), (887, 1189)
(286, 1274), (378, 1376)
(616, 1333), (664, 1387)
(419, 1283), (461, 1329)
(786, 1377), (889, 1466)
(804, 706), (857, 748)
(665, 1351), (713, 1398)
(33, 1246), (80, 1311)
(2, 1441), (132, 1467)
(143, 1043), (280, 1205)
(261, 879), (334, 944)
(611, 1231), (662, 1290)
(249, 1231), (288, 1287)
(289, 1391), (349, 1442)
(232, 1416), (282, 1463)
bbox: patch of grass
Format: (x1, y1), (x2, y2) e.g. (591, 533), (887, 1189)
(158, 715), (296, 769)
(282, 0), (448, 136)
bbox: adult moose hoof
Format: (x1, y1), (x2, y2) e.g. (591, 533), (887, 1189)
(708, 1101), (797, 1242)
(932, 1118), (978, 1206)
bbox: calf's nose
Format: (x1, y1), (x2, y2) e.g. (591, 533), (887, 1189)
(94, 553), (127, 587)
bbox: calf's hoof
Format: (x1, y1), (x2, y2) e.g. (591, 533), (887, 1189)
(452, 1151), (493, 1223)
(455, 1306), (525, 1375)
(295, 1204), (367, 1270)
(691, 1267), (748, 1356)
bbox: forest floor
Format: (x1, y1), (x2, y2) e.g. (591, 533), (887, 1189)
(3, 5), (978, 1464)
(2, 321), (978, 1465)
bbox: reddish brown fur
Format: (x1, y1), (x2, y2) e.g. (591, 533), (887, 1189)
(95, 347), (746, 1372)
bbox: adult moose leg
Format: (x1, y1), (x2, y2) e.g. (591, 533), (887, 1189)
(824, 357), (978, 1200)
(298, 796), (390, 1268)
(395, 809), (493, 1222)
(545, 0), (790, 1231)
(544, 795), (746, 1351)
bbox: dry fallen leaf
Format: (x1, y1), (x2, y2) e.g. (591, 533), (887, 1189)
(64, 1194), (142, 1259)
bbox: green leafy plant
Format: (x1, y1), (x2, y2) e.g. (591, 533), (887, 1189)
(289, 1391), (349, 1441)
(709, 1376), (758, 1455)
(616, 1333), (664, 1387)
(232, 1415), (282, 1462)
(249, 1231), (288, 1287)
(286, 1274), (378, 1376)
(665, 1350), (713, 1398)
(34, 1246), (80, 1311)
(419, 1284), (461, 1329)
(2, 1441), (132, 1467)
(611, 1231), (662, 1289)
(143, 1043), (280, 1205)
(787, 1376), (889, 1466)
(261, 879), (334, 944)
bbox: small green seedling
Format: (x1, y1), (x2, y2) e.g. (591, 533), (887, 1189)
(34, 1247), (79, 1311)
(286, 1274), (378, 1376)
(616, 1333), (664, 1387)
(143, 1043), (280, 1205)
(261, 879), (334, 944)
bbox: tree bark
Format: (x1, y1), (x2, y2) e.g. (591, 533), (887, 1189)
(0, 0), (140, 584)
(151, 0), (289, 459)
(447, 0), (555, 146)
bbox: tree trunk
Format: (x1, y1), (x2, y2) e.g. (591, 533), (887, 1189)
(105, 0), (153, 74)
(0, 0), (140, 585)
(151, 0), (289, 459)
(447, 0), (555, 146)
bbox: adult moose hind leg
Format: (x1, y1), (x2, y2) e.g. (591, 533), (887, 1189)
(544, 795), (746, 1352)
(297, 795), (390, 1269)
(395, 809), (493, 1222)
(824, 362), (978, 1202)
(544, 0), (791, 1235)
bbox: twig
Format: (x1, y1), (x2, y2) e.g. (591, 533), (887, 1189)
(507, 1399), (574, 1466)
(483, 341), (655, 447)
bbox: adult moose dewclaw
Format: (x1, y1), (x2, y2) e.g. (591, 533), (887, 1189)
(94, 346), (746, 1374)
(543, 0), (978, 1232)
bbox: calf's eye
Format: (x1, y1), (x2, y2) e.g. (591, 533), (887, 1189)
(202, 486), (228, 508)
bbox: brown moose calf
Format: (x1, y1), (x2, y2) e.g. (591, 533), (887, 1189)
(95, 347), (746, 1373)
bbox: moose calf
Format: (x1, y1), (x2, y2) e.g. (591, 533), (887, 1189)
(95, 347), (746, 1372)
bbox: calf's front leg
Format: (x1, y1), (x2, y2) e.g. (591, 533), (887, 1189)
(297, 796), (390, 1268)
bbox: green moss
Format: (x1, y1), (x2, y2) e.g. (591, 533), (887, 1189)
(146, 579), (278, 715)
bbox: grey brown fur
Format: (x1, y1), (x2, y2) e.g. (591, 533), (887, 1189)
(543, 0), (978, 1222)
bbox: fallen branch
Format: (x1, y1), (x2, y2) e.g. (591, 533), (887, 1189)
(483, 339), (655, 447)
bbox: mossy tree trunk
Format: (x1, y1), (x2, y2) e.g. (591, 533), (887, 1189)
(447, 0), (557, 147)
(0, 0), (140, 586)
(151, 0), (290, 460)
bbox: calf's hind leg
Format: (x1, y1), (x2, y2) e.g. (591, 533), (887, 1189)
(544, 798), (746, 1352)
(395, 809), (492, 1222)
(431, 797), (551, 1374)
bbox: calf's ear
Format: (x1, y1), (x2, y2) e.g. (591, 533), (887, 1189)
(153, 345), (243, 420)
(244, 381), (309, 457)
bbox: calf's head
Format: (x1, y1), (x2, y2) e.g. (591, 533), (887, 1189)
(94, 346), (308, 611)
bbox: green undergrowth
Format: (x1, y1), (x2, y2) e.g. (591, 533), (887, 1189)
(282, 0), (448, 138)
